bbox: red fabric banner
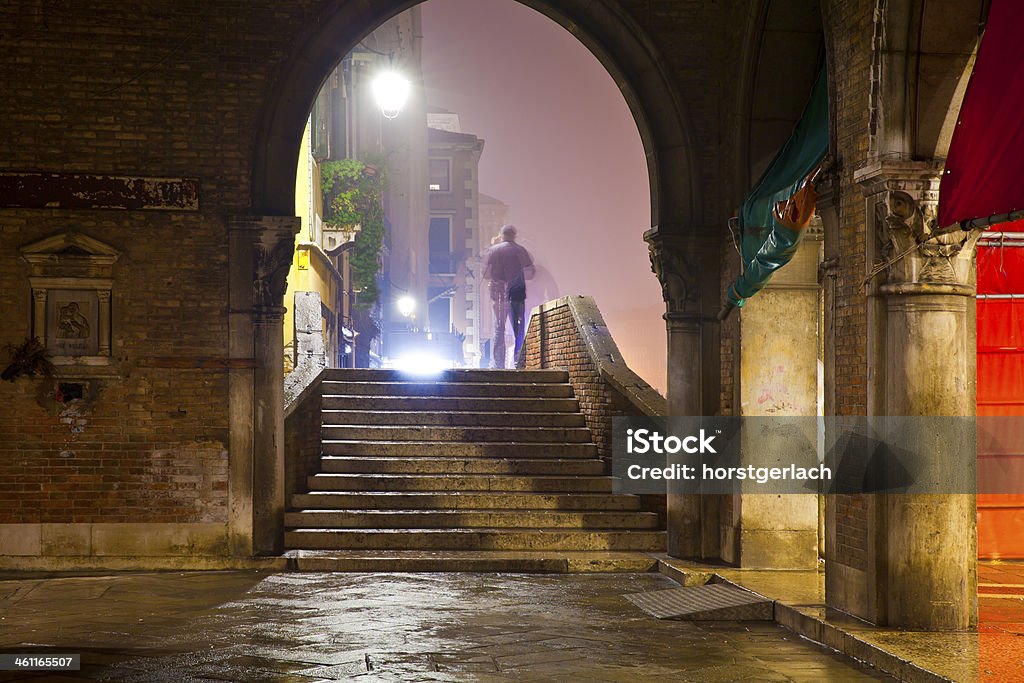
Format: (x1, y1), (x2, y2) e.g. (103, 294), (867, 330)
(938, 0), (1024, 229)
(978, 239), (1024, 295)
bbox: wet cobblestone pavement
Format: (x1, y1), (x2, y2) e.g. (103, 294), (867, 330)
(0, 572), (893, 681)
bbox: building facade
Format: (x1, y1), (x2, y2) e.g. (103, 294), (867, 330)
(426, 118), (485, 366)
(284, 8), (429, 374)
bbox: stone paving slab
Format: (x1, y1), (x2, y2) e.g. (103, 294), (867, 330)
(657, 556), (1024, 682)
(0, 571), (893, 681)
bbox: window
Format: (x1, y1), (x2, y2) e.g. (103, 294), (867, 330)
(429, 216), (453, 274)
(428, 288), (452, 334)
(429, 158), (450, 192)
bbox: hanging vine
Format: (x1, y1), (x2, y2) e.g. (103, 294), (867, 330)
(320, 158), (386, 308)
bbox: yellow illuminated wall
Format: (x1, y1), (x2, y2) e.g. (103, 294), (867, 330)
(283, 118), (341, 371)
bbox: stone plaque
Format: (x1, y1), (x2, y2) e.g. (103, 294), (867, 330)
(47, 290), (99, 357)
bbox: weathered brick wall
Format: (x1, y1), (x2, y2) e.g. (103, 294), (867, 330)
(0, 211), (232, 525)
(719, 228), (742, 418)
(0, 1), (320, 529)
(519, 296), (666, 464)
(0, 369), (228, 524)
(284, 377), (323, 505)
(823, 0), (874, 577)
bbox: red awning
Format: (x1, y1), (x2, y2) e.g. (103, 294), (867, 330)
(938, 0), (1024, 230)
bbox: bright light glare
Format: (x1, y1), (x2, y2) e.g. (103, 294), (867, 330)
(397, 295), (416, 318)
(392, 353), (450, 376)
(372, 70), (411, 119)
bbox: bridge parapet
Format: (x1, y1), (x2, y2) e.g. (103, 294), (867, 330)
(517, 295), (666, 464)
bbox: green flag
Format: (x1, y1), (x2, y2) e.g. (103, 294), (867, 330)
(724, 67), (829, 313)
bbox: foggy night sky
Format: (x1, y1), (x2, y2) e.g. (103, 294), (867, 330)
(419, 0), (666, 391)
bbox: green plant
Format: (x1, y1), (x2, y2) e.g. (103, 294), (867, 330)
(320, 158), (385, 308)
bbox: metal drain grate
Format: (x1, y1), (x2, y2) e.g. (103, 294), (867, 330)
(624, 582), (773, 620)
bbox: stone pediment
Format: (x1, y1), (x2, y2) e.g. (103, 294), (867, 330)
(20, 232), (121, 280)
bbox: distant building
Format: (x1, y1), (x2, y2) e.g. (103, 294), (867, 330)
(284, 14), (498, 371)
(285, 9), (428, 372)
(427, 123), (485, 366)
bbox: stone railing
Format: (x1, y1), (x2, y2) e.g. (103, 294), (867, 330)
(517, 295), (667, 463)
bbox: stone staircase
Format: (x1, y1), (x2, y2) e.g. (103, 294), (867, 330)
(284, 368), (665, 571)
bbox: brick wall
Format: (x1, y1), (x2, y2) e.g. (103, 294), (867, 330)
(519, 296), (666, 464)
(284, 376), (324, 505)
(0, 212), (232, 525)
(0, 1), (326, 530)
(823, 0), (874, 576)
(0, 369), (228, 524)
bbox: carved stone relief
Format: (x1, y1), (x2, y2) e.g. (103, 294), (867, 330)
(648, 242), (699, 315)
(19, 232), (120, 364)
(880, 189), (980, 288)
(253, 230), (297, 309)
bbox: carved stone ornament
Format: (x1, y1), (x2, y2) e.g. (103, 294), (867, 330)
(253, 231), (297, 309)
(648, 242), (698, 315)
(19, 231), (120, 363)
(880, 190), (981, 288)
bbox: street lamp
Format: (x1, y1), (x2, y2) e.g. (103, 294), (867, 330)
(397, 295), (415, 318)
(372, 69), (410, 120)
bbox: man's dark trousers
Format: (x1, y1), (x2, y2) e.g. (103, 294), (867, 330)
(510, 298), (526, 360)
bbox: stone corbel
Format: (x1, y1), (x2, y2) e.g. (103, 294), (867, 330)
(229, 215), (300, 319)
(646, 233), (701, 318)
(254, 230), (298, 313)
(880, 190), (980, 292)
(855, 160), (981, 296)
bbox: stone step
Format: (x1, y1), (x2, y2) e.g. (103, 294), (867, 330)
(321, 381), (575, 398)
(320, 410), (587, 427)
(322, 396), (580, 413)
(290, 491), (644, 511)
(322, 368), (569, 384)
(284, 528), (666, 551)
(322, 440), (599, 458)
(319, 456), (606, 476)
(306, 473), (613, 493)
(285, 510), (660, 530)
(290, 368), (663, 568)
(284, 550), (660, 573)
(321, 425), (592, 443)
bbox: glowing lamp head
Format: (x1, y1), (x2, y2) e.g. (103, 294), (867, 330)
(372, 69), (411, 119)
(397, 295), (416, 318)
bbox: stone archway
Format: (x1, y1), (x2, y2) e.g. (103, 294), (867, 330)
(247, 0), (708, 556)
(252, 0), (699, 231)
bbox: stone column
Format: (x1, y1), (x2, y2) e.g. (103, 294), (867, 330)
(647, 229), (707, 558)
(32, 289), (47, 341)
(96, 290), (111, 356)
(856, 161), (979, 630)
(228, 216), (300, 557)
